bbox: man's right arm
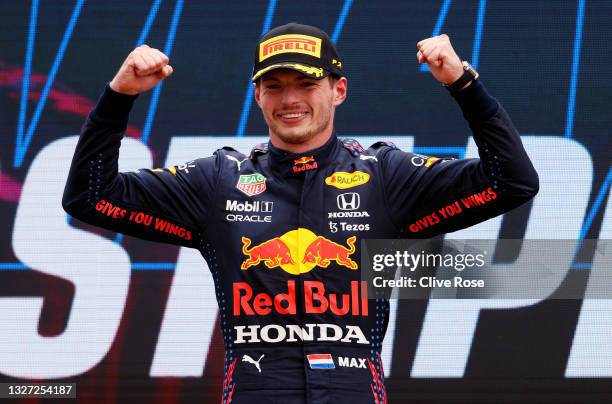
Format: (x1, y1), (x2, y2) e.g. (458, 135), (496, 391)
(62, 46), (219, 248)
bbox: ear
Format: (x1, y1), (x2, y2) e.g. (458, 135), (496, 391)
(254, 82), (261, 107)
(333, 77), (347, 107)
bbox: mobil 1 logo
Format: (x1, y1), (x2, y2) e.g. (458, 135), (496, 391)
(226, 200), (273, 223)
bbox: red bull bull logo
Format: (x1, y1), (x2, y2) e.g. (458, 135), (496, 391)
(240, 228), (357, 274)
(241, 237), (296, 270)
(292, 156), (318, 173)
(294, 156), (315, 165)
(302, 235), (357, 269)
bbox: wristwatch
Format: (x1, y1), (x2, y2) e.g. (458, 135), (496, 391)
(445, 61), (479, 93)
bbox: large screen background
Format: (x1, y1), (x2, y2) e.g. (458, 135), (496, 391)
(1, 1), (611, 402)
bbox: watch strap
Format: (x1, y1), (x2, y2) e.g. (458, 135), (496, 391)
(445, 62), (478, 93)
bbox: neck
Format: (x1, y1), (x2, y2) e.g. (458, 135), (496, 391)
(269, 132), (334, 153)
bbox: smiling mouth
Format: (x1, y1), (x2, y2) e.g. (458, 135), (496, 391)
(277, 111), (308, 123)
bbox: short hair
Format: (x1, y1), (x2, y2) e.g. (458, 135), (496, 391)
(328, 74), (340, 87)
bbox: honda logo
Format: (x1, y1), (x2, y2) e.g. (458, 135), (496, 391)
(337, 193), (360, 211)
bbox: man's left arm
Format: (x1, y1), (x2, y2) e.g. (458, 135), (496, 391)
(379, 35), (539, 237)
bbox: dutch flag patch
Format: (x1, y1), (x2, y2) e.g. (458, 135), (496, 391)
(307, 354), (335, 369)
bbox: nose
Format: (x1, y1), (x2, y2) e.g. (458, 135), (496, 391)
(280, 86), (300, 106)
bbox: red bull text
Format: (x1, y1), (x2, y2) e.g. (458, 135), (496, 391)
(292, 156), (318, 173)
(233, 280), (369, 316)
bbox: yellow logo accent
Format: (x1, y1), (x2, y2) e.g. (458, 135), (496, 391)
(424, 157), (441, 168)
(325, 171), (370, 189)
(253, 63), (324, 80)
(332, 58), (342, 69)
(285, 63), (324, 77)
(150, 167), (178, 176)
(259, 34), (321, 62)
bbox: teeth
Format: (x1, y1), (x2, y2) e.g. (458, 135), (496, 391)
(281, 112), (306, 119)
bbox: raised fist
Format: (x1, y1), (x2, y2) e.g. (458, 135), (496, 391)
(416, 34), (463, 85)
(109, 44), (173, 95)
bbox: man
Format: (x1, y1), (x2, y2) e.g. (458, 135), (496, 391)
(63, 23), (538, 404)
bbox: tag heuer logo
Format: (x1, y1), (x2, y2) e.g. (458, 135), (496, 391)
(237, 173), (267, 196)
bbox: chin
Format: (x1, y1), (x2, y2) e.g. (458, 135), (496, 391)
(270, 123), (314, 145)
(277, 131), (314, 145)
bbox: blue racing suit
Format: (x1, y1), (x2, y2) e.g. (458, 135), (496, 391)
(63, 79), (538, 404)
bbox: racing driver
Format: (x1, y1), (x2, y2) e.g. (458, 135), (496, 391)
(63, 23), (539, 404)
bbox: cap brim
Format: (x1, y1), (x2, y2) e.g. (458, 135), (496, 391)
(252, 62), (330, 81)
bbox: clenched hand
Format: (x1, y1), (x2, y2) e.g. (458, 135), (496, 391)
(416, 34), (464, 85)
(109, 44), (173, 95)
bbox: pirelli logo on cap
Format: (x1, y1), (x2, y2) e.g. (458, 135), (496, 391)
(259, 34), (322, 62)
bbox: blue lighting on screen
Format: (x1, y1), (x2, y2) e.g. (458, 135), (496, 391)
(14, 0), (85, 168)
(420, 0), (452, 72)
(565, 0), (585, 139)
(332, 0), (354, 43)
(235, 0), (278, 138)
(136, 0), (163, 47)
(16, 0), (39, 166)
(140, 0), (184, 145)
(471, 0), (487, 68)
(579, 166), (612, 241)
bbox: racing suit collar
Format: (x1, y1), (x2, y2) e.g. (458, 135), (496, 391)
(267, 134), (339, 177)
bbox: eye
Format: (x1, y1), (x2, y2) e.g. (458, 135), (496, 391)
(265, 84), (281, 90)
(301, 82), (317, 87)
